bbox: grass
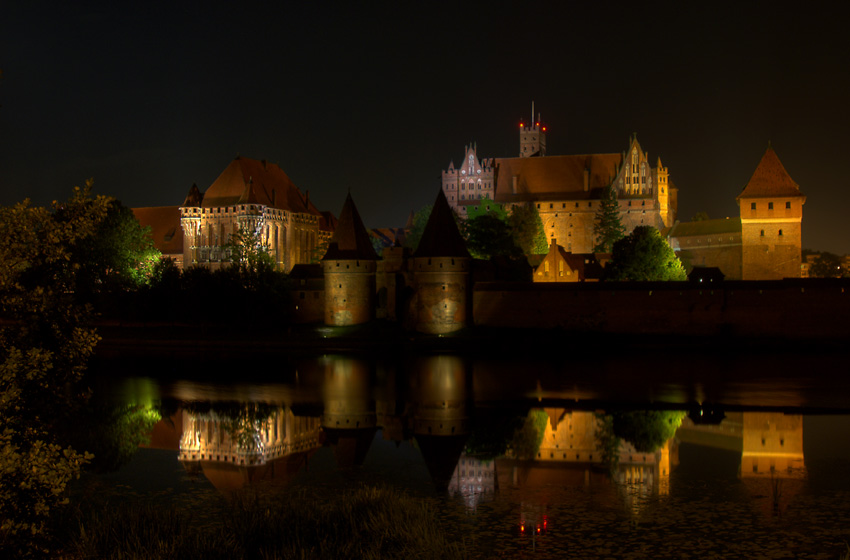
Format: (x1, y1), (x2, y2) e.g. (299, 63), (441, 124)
(61, 486), (467, 560)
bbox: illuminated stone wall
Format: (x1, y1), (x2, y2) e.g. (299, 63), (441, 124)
(322, 259), (376, 326)
(739, 197), (804, 280)
(411, 256), (470, 334)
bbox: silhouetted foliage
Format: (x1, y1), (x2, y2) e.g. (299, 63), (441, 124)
(403, 205), (432, 252)
(464, 213), (523, 260)
(691, 211), (710, 222)
(809, 252), (848, 278)
(1, 185), (106, 556)
(605, 226), (687, 281)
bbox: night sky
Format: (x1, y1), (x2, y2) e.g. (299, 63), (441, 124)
(2, 2), (849, 253)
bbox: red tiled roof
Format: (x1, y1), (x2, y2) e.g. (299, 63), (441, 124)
(493, 154), (622, 202)
(320, 210), (338, 233)
(131, 206), (183, 256)
(737, 147), (803, 199)
(322, 193), (378, 261)
(201, 157), (320, 215)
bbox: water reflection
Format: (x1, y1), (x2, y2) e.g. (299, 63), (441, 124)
(96, 354), (850, 558)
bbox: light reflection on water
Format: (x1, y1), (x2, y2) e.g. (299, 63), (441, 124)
(87, 353), (850, 558)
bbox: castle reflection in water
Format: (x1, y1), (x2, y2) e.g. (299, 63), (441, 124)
(139, 355), (807, 520)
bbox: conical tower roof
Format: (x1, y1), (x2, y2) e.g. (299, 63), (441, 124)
(322, 193), (378, 261)
(738, 146), (803, 199)
(414, 189), (470, 258)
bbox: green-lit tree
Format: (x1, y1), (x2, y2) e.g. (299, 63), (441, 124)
(610, 410), (686, 453)
(593, 184), (626, 253)
(508, 202), (548, 255)
(54, 192), (159, 293)
(605, 226), (687, 281)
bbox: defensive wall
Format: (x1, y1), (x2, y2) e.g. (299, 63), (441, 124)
(473, 279), (850, 339)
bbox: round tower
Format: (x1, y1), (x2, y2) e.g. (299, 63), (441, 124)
(322, 193), (378, 326)
(412, 189), (471, 334)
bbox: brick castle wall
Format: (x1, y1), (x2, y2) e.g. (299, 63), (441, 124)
(473, 280), (850, 338)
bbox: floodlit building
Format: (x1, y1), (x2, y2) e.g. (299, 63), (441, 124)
(667, 146), (805, 280)
(442, 123), (676, 254)
(179, 156), (333, 272)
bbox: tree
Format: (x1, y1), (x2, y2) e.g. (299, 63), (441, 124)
(610, 410), (686, 453)
(1, 186), (108, 556)
(593, 184), (626, 253)
(463, 213), (523, 260)
(403, 205), (432, 252)
(809, 252), (847, 278)
(605, 226), (687, 281)
(58, 197), (160, 293)
(508, 202), (548, 255)
(691, 211), (710, 222)
(225, 225), (275, 273)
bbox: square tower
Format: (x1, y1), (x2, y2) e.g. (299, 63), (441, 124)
(736, 147), (806, 280)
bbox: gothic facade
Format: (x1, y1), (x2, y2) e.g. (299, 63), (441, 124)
(441, 126), (677, 254)
(179, 156), (333, 272)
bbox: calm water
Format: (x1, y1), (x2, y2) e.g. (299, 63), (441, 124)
(83, 351), (850, 559)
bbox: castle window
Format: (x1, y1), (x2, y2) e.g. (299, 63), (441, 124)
(642, 201), (645, 206)
(760, 230), (765, 236)
(751, 202), (756, 210)
(779, 229), (783, 236)
(537, 204), (540, 209)
(769, 202), (774, 210)
(786, 201), (791, 209)
(562, 203), (566, 208)
(550, 203), (553, 209)
(588, 202), (592, 207)
(628, 201), (632, 206)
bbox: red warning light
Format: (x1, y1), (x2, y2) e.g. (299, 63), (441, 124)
(542, 127), (547, 132)
(535, 122), (539, 127)
(520, 524), (525, 532)
(519, 122), (524, 128)
(536, 527), (541, 533)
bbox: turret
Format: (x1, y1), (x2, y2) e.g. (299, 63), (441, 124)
(411, 189), (471, 334)
(519, 102), (547, 157)
(322, 193), (378, 325)
(736, 146), (806, 280)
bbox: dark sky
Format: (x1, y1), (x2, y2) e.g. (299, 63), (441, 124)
(2, 1), (849, 253)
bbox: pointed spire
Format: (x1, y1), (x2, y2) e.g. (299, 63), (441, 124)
(182, 183), (203, 206)
(322, 193), (378, 261)
(414, 189), (470, 259)
(237, 177), (260, 204)
(738, 146), (803, 199)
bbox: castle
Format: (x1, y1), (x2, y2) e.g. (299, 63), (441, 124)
(133, 110), (810, 335)
(442, 123), (676, 254)
(666, 146), (806, 280)
(178, 156), (334, 272)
